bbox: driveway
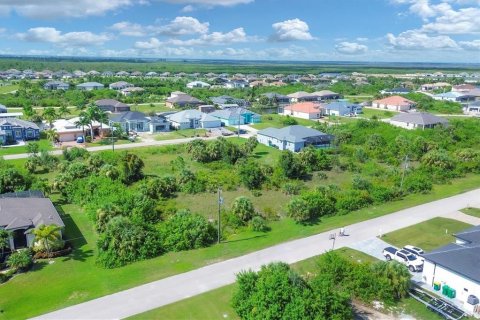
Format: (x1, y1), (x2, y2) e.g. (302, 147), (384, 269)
(33, 188), (480, 320)
(348, 237), (392, 261)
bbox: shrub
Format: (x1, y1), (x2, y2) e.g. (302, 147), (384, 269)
(282, 181), (304, 195)
(238, 160), (266, 190)
(336, 190), (373, 214)
(120, 152), (145, 184)
(139, 176), (178, 199)
(286, 197), (310, 222)
(7, 249), (33, 272)
(231, 196), (255, 223)
(63, 147), (88, 161)
(249, 216), (269, 232)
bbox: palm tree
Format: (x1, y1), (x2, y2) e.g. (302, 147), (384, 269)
(32, 224), (63, 259)
(96, 108), (108, 135)
(75, 115), (90, 137)
(58, 104), (71, 119)
(45, 129), (59, 145)
(43, 107), (58, 129)
(372, 261), (411, 300)
(82, 104), (102, 139)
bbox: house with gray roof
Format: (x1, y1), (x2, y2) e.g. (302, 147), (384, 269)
(210, 107), (261, 126)
(0, 118), (40, 145)
(108, 111), (169, 133)
(211, 95), (250, 108)
(95, 99), (131, 113)
(325, 101), (362, 116)
(261, 93), (290, 105)
(0, 192), (64, 250)
(464, 101), (480, 115)
(77, 82), (104, 91)
(167, 110), (221, 130)
(389, 112), (448, 130)
(257, 125), (333, 152)
(165, 94), (204, 109)
(422, 224), (480, 313)
(43, 81), (69, 90)
(109, 81), (133, 90)
(0, 104), (6, 113)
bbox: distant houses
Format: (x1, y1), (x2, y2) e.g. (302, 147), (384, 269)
(77, 82), (104, 91)
(211, 95), (250, 108)
(283, 102), (325, 120)
(186, 81), (211, 89)
(324, 101), (362, 116)
(166, 110), (221, 130)
(389, 112), (448, 130)
(109, 81), (133, 90)
(95, 99), (131, 113)
(380, 87), (411, 95)
(257, 125), (333, 152)
(371, 96), (416, 112)
(166, 93), (204, 109)
(43, 81), (69, 90)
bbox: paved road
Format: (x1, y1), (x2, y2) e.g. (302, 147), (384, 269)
(34, 188), (480, 320)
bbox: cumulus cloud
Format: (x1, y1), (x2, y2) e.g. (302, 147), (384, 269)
(16, 27), (111, 46)
(335, 42), (368, 54)
(386, 30), (458, 49)
(155, 16), (209, 35)
(110, 21), (147, 37)
(270, 19), (314, 42)
(459, 39), (480, 50)
(421, 5), (480, 34)
(167, 27), (248, 45)
(160, 0), (253, 6)
(180, 5), (195, 12)
(0, 0), (137, 19)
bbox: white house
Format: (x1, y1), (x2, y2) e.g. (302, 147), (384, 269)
(49, 117), (110, 142)
(76, 82), (104, 91)
(389, 112), (448, 130)
(186, 81), (211, 89)
(422, 225), (480, 316)
(167, 110), (221, 130)
(257, 125), (333, 152)
(464, 101), (480, 115)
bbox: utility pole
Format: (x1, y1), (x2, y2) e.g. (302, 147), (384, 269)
(400, 154), (409, 189)
(105, 136), (116, 152)
(217, 188), (223, 243)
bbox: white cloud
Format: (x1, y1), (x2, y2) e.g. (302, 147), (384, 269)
(17, 27), (111, 46)
(335, 42), (368, 54)
(155, 16), (209, 35)
(459, 39), (480, 50)
(109, 22), (147, 37)
(386, 30), (458, 49)
(134, 37), (163, 49)
(0, 0), (137, 19)
(270, 19), (314, 42)
(421, 5), (480, 34)
(161, 0), (253, 6)
(166, 27), (248, 46)
(180, 5), (195, 12)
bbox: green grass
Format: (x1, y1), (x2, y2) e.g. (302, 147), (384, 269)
(153, 129), (208, 141)
(382, 217), (472, 251)
(251, 114), (319, 130)
(395, 297), (444, 320)
(129, 103), (174, 114)
(0, 84), (19, 94)
(361, 108), (399, 119)
(0, 139), (54, 156)
(461, 207), (480, 218)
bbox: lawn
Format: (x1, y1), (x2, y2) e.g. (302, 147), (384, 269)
(361, 108), (399, 119)
(0, 84), (19, 94)
(461, 207), (480, 218)
(250, 114), (319, 130)
(0, 139), (54, 157)
(382, 217), (472, 251)
(153, 129), (208, 141)
(128, 102), (174, 114)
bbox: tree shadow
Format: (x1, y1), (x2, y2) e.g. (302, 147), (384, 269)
(252, 151), (269, 159)
(31, 260), (49, 272)
(223, 234), (267, 244)
(56, 206), (87, 248)
(61, 248), (94, 263)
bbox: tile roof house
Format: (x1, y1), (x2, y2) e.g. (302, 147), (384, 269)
(49, 117), (110, 142)
(76, 82), (104, 91)
(167, 110), (221, 130)
(0, 118), (40, 145)
(257, 125), (333, 152)
(109, 111), (169, 133)
(165, 94), (204, 109)
(210, 107), (261, 126)
(389, 112), (448, 130)
(422, 224), (480, 314)
(287, 91), (318, 103)
(0, 192), (65, 250)
(371, 96), (416, 111)
(95, 99), (131, 113)
(283, 102), (325, 120)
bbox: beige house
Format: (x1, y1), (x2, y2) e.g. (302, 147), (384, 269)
(371, 96), (415, 111)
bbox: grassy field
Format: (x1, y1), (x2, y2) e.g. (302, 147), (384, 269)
(461, 207), (480, 218)
(153, 129), (207, 141)
(251, 114), (319, 130)
(129, 102), (174, 114)
(361, 108), (399, 119)
(0, 139), (53, 156)
(0, 84), (19, 94)
(382, 217), (471, 251)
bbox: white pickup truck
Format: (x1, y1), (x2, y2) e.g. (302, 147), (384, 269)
(383, 247), (424, 272)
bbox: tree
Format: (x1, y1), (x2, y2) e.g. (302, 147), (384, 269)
(57, 104), (71, 118)
(371, 261), (411, 302)
(74, 116), (90, 137)
(7, 249), (33, 272)
(42, 107), (58, 129)
(139, 176), (177, 199)
(45, 129), (59, 144)
(32, 224), (65, 256)
(242, 136), (258, 155)
(26, 142), (39, 155)
(286, 197), (310, 222)
(0, 168), (27, 194)
(0, 229), (10, 259)
(421, 149), (455, 171)
(238, 160), (266, 190)
(278, 151), (305, 179)
(120, 152), (144, 184)
(231, 196), (255, 223)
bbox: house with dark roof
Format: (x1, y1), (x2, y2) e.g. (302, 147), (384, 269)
(0, 118), (40, 145)
(109, 81), (133, 90)
(464, 101), (480, 115)
(261, 93), (290, 105)
(211, 95), (250, 108)
(43, 81), (69, 90)
(165, 94), (204, 109)
(95, 99), (131, 113)
(389, 112), (448, 130)
(422, 224), (480, 314)
(108, 111), (169, 133)
(210, 107), (261, 126)
(0, 192), (65, 250)
(380, 87), (411, 95)
(257, 125), (333, 152)
(77, 82), (104, 91)
(325, 101), (362, 116)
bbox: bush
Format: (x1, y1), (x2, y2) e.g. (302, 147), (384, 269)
(7, 249), (33, 272)
(282, 115), (298, 125)
(238, 160), (265, 190)
(282, 181), (304, 195)
(249, 216), (269, 232)
(63, 147), (88, 161)
(336, 190), (373, 214)
(139, 176), (178, 199)
(231, 196), (255, 223)
(286, 197), (310, 222)
(162, 210), (216, 251)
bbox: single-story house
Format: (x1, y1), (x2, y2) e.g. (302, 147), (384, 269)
(167, 110), (221, 130)
(312, 90), (342, 101)
(210, 107), (261, 126)
(0, 191), (65, 251)
(109, 81), (133, 90)
(371, 96), (416, 111)
(389, 112), (448, 130)
(95, 99), (131, 113)
(43, 81), (69, 90)
(211, 95), (250, 108)
(261, 93), (290, 105)
(464, 101), (480, 115)
(166, 94), (204, 109)
(49, 117), (110, 142)
(283, 102), (325, 120)
(257, 125), (333, 152)
(109, 111), (169, 134)
(0, 104), (6, 113)
(420, 82), (451, 91)
(76, 82), (104, 91)
(224, 80), (248, 89)
(422, 225), (480, 315)
(198, 105), (216, 114)
(287, 91), (318, 103)
(325, 101), (362, 116)
(452, 84), (477, 92)
(0, 118), (40, 145)
(121, 87), (145, 96)
(186, 81), (211, 89)
(380, 88), (411, 95)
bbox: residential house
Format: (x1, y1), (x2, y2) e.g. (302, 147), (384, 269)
(210, 107), (261, 126)
(452, 84), (477, 92)
(50, 117), (110, 142)
(432, 92), (469, 102)
(325, 101), (362, 116)
(211, 95), (250, 108)
(422, 224), (480, 316)
(109, 81), (133, 90)
(43, 81), (69, 90)
(0, 191), (65, 251)
(95, 99), (131, 113)
(287, 91), (317, 103)
(311, 90), (342, 101)
(109, 111), (169, 134)
(77, 82), (104, 91)
(420, 82), (451, 91)
(283, 102), (325, 120)
(166, 94), (204, 109)
(380, 87), (411, 95)
(116, 71), (130, 77)
(131, 71), (143, 77)
(121, 87), (145, 96)
(464, 101), (480, 115)
(224, 80), (248, 89)
(257, 125), (333, 152)
(371, 96), (416, 111)
(389, 112), (448, 130)
(0, 118), (40, 145)
(145, 71), (159, 77)
(87, 70), (100, 76)
(167, 110), (221, 130)
(102, 71), (114, 77)
(198, 105), (216, 114)
(186, 81), (211, 89)
(262, 93), (290, 105)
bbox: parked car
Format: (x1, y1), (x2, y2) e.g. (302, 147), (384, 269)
(383, 246), (424, 272)
(76, 136), (84, 143)
(403, 245), (425, 262)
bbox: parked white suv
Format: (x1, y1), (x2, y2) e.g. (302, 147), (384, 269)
(403, 245), (425, 263)
(383, 247), (424, 272)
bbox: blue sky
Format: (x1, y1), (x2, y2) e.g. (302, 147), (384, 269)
(0, 0), (479, 62)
